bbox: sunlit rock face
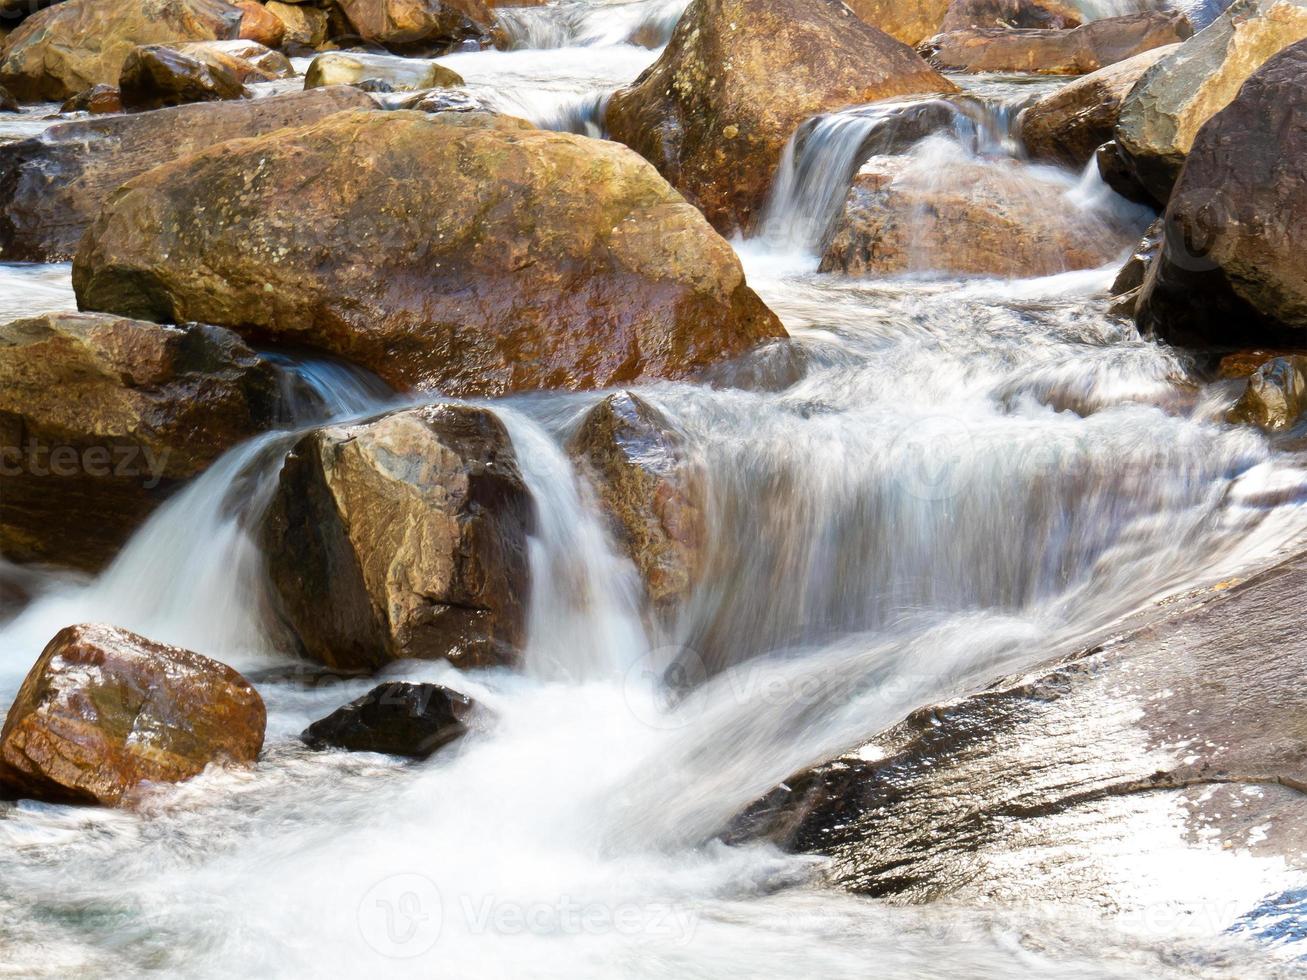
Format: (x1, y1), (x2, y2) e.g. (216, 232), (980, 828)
(0, 623), (266, 807)
(735, 549), (1307, 912)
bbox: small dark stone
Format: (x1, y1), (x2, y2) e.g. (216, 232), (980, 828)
(301, 682), (474, 759)
(353, 78), (394, 92)
(0, 85), (18, 113)
(60, 84), (123, 115)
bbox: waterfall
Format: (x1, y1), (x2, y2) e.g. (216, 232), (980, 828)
(496, 0), (689, 50)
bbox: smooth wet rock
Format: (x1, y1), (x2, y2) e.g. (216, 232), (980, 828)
(1136, 40), (1307, 348)
(304, 50), (461, 90)
(236, 0), (285, 46)
(735, 549), (1307, 906)
(263, 405), (534, 672)
(119, 44), (248, 111)
(605, 0), (956, 235)
(0, 0), (243, 102)
(334, 0), (496, 53)
(73, 110), (785, 395)
(820, 150), (1134, 278)
(0, 86), (372, 262)
(302, 682), (473, 758)
(264, 0), (327, 48)
(939, 0), (1080, 32)
(60, 84), (124, 114)
(1114, 0), (1307, 206)
(170, 39), (296, 82)
(0, 624), (265, 807)
(1106, 217), (1163, 320)
(569, 392), (705, 609)
(1018, 44), (1177, 168)
(920, 11), (1191, 74)
(1228, 355), (1307, 431)
(0, 313), (279, 571)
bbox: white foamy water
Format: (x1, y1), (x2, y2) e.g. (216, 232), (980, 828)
(2, 2), (1306, 976)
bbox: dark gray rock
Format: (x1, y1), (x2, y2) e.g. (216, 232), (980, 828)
(302, 682), (474, 759)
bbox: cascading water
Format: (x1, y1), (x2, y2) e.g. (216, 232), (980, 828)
(3, 1), (1307, 976)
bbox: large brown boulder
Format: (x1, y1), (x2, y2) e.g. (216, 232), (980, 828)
(334, 0), (497, 53)
(843, 0), (950, 45)
(1136, 41), (1307, 348)
(1018, 44), (1178, 168)
(0, 86), (374, 263)
(819, 150), (1135, 278)
(0, 0), (243, 102)
(73, 111), (785, 396)
(1112, 0), (1307, 206)
(0, 313), (279, 571)
(262, 405), (534, 672)
(568, 392), (705, 610)
(604, 0), (956, 235)
(736, 548), (1307, 909)
(919, 11), (1192, 74)
(0, 624), (265, 807)
(119, 43), (248, 111)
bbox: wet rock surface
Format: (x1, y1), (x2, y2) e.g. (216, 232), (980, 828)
(568, 392), (705, 610)
(938, 0), (1080, 32)
(1136, 40), (1307, 348)
(60, 84), (125, 114)
(73, 110), (785, 396)
(302, 681), (474, 758)
(1018, 44), (1177, 168)
(1228, 355), (1307, 432)
(1114, 0), (1307, 206)
(820, 152), (1134, 278)
(263, 405), (535, 672)
(119, 43), (248, 111)
(0, 0), (243, 102)
(919, 10), (1191, 74)
(736, 548), (1307, 906)
(0, 86), (374, 262)
(0, 312), (280, 571)
(0, 624), (265, 806)
(334, 0), (498, 53)
(303, 50), (462, 90)
(605, 0), (956, 235)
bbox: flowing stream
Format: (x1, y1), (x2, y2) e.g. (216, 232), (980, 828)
(1, 0), (1304, 976)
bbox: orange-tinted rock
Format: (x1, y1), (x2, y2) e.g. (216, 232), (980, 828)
(60, 84), (124, 114)
(0, 624), (265, 807)
(236, 0), (285, 46)
(0, 0), (243, 102)
(920, 11), (1191, 74)
(264, 0), (327, 48)
(844, 0), (950, 45)
(171, 39), (295, 82)
(0, 313), (280, 571)
(569, 392), (705, 609)
(820, 150), (1135, 278)
(334, 0), (497, 53)
(263, 405), (534, 671)
(605, 0), (956, 235)
(73, 111), (785, 396)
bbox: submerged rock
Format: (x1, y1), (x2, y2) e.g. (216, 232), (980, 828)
(334, 0), (498, 53)
(0, 86), (373, 262)
(302, 682), (474, 758)
(1136, 41), (1307, 348)
(1228, 355), (1307, 431)
(73, 110), (785, 396)
(568, 392), (705, 610)
(0, 624), (265, 807)
(263, 405), (534, 672)
(303, 51), (462, 91)
(1018, 44), (1178, 168)
(0, 0), (243, 102)
(119, 44), (248, 111)
(919, 11), (1191, 74)
(820, 151), (1133, 278)
(0, 313), (279, 571)
(735, 549), (1307, 906)
(605, 0), (956, 235)
(1113, 0), (1307, 206)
